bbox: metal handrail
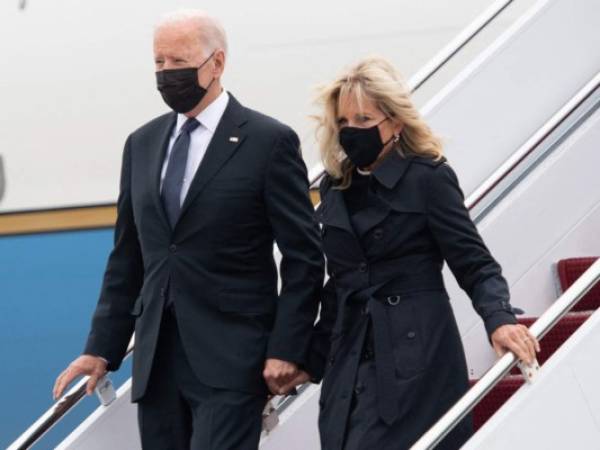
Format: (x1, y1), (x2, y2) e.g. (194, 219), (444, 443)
(409, 0), (514, 92)
(7, 339), (134, 450)
(467, 72), (600, 214)
(7, 3), (517, 448)
(411, 259), (600, 449)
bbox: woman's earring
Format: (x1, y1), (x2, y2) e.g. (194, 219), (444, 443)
(336, 151), (348, 162)
(393, 134), (400, 143)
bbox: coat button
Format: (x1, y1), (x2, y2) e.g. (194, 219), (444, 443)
(407, 331), (416, 339)
(359, 262), (368, 273)
(169, 244), (177, 253)
(354, 384), (365, 395)
(329, 356), (335, 364)
(373, 228), (383, 240)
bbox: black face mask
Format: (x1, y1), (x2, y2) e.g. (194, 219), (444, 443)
(338, 118), (394, 169)
(155, 53), (215, 113)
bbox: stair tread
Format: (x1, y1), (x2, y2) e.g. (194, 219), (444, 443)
(465, 257), (598, 432)
(557, 257), (600, 311)
(469, 376), (525, 432)
(509, 311), (592, 374)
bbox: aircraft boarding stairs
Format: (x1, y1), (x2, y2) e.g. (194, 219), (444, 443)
(469, 258), (600, 432)
(8, 0), (600, 448)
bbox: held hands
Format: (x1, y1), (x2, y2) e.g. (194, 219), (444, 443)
(263, 358), (311, 396)
(491, 324), (541, 365)
(53, 355), (108, 400)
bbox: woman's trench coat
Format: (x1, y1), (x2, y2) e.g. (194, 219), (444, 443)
(306, 151), (520, 450)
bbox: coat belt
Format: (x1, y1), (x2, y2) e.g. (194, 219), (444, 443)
(332, 272), (445, 425)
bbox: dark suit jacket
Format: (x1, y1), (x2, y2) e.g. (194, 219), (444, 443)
(84, 94), (324, 401)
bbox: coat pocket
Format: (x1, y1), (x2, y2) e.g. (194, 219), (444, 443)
(387, 299), (427, 379)
(388, 290), (451, 379)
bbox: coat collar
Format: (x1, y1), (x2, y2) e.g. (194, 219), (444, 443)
(316, 151), (415, 239)
(371, 149), (413, 190)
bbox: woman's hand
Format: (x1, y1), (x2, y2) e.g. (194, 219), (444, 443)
(490, 323), (541, 365)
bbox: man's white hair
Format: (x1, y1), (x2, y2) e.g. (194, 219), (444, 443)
(156, 9), (228, 56)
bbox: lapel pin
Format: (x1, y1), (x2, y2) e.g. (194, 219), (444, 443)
(229, 136), (239, 142)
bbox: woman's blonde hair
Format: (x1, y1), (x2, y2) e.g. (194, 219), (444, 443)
(314, 56), (443, 188)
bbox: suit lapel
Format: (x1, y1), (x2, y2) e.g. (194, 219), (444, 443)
(174, 94), (248, 229)
(147, 112), (177, 232)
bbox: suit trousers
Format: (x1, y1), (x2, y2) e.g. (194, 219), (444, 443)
(136, 306), (267, 450)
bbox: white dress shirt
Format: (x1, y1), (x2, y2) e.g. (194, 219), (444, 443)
(160, 89), (230, 206)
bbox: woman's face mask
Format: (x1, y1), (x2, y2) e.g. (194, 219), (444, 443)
(338, 117), (395, 169)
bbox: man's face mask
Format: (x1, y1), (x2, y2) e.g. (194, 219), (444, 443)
(155, 52), (215, 113)
(338, 117), (395, 169)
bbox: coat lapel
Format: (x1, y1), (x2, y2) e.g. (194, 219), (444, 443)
(350, 196), (392, 238)
(174, 94), (248, 229)
(316, 186), (356, 237)
(147, 112), (177, 232)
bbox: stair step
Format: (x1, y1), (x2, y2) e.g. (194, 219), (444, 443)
(557, 257), (600, 311)
(466, 258), (598, 433)
(509, 311), (592, 374)
(469, 375), (525, 431)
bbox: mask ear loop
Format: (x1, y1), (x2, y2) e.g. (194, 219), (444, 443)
(382, 114), (403, 147)
(196, 50), (217, 71)
(197, 50), (218, 91)
(375, 116), (389, 127)
(382, 130), (400, 147)
(377, 116), (401, 147)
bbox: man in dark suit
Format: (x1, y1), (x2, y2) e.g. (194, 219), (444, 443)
(53, 9), (324, 449)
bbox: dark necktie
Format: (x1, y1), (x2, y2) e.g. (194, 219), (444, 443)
(161, 118), (201, 228)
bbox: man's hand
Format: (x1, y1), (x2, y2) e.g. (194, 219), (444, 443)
(277, 370), (311, 394)
(53, 355), (108, 400)
(263, 358), (299, 395)
(491, 324), (540, 365)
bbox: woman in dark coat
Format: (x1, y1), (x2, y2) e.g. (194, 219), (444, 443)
(285, 57), (541, 450)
